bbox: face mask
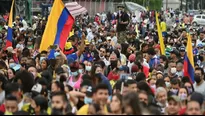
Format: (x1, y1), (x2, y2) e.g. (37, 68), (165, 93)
(84, 97), (93, 104)
(179, 93), (187, 100)
(85, 66), (92, 71)
(187, 88), (193, 94)
(170, 88), (178, 95)
(171, 68), (177, 74)
(72, 71), (78, 77)
(150, 84), (156, 90)
(78, 69), (84, 74)
(194, 75), (202, 83)
(98, 39), (102, 43)
(165, 82), (171, 88)
(40, 57), (46, 63)
(54, 52), (60, 58)
(9, 63), (16, 68)
(192, 43), (195, 47)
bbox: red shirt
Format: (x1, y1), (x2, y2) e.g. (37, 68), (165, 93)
(108, 71), (119, 81)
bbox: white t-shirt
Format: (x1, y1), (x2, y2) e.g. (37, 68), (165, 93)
(194, 81), (205, 100)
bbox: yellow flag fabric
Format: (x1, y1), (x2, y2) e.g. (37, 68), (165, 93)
(155, 12), (165, 55)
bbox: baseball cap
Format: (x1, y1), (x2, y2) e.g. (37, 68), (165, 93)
(179, 46), (186, 52)
(31, 83), (42, 94)
(131, 65), (139, 73)
(128, 54), (136, 62)
(86, 86), (94, 97)
(168, 95), (181, 103)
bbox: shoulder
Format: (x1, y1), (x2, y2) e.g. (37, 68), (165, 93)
(77, 104), (89, 115)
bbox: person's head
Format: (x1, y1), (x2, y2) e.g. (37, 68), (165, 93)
(84, 61), (92, 72)
(168, 61), (177, 75)
(5, 83), (22, 102)
(141, 43), (148, 52)
(99, 47), (106, 57)
(167, 96), (181, 115)
(126, 80), (137, 92)
(155, 87), (167, 105)
(186, 101), (202, 115)
(199, 31), (205, 40)
(194, 67), (204, 84)
(164, 76), (171, 88)
(5, 95), (18, 113)
(92, 64), (103, 75)
(69, 61), (80, 77)
(28, 65), (38, 79)
(40, 58), (49, 70)
(176, 62), (183, 72)
(31, 95), (48, 115)
(156, 78), (166, 89)
(93, 84), (109, 106)
(7, 68), (15, 80)
(51, 81), (64, 93)
(138, 90), (149, 105)
(122, 92), (142, 115)
(14, 70), (35, 93)
(26, 58), (36, 67)
(87, 103), (102, 115)
(79, 63), (85, 74)
(137, 81), (154, 96)
(177, 87), (188, 101)
(147, 48), (156, 58)
(51, 91), (71, 114)
(184, 81), (194, 94)
(156, 71), (164, 80)
(114, 43), (122, 53)
(170, 78), (181, 95)
(110, 93), (123, 113)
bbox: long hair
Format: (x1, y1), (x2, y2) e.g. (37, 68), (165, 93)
(123, 92), (142, 115)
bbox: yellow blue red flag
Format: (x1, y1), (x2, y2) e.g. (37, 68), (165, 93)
(39, 0), (74, 52)
(5, 0), (15, 48)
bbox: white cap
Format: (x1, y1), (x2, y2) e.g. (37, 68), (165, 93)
(31, 83), (42, 93)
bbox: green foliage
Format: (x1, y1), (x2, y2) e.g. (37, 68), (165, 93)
(131, 0), (162, 10)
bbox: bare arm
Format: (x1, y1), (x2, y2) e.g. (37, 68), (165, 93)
(77, 33), (86, 57)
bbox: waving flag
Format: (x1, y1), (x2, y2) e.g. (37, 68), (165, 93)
(5, 0), (15, 49)
(184, 34), (195, 83)
(155, 12), (165, 55)
(39, 0), (74, 52)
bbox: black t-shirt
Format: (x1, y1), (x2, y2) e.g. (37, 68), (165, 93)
(116, 12), (129, 32)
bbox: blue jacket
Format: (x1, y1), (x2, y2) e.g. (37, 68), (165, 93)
(149, 55), (160, 69)
(100, 74), (112, 95)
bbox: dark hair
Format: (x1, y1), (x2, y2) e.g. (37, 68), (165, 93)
(52, 81), (65, 92)
(135, 72), (146, 82)
(112, 93), (122, 104)
(137, 81), (154, 97)
(33, 95), (48, 113)
(5, 94), (18, 101)
(126, 80), (136, 86)
(123, 92), (142, 115)
(79, 63), (85, 70)
(171, 78), (181, 85)
(0, 60), (8, 70)
(177, 86), (189, 96)
(195, 67), (204, 76)
(112, 80), (123, 94)
(94, 83), (109, 93)
(82, 74), (92, 81)
(51, 91), (68, 102)
(40, 51), (48, 56)
(22, 48), (30, 57)
(27, 58), (36, 66)
(14, 70), (35, 93)
(5, 83), (21, 96)
(156, 79), (166, 88)
(0, 73), (7, 90)
(147, 48), (156, 55)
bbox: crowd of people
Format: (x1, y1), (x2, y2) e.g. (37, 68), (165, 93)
(0, 3), (204, 115)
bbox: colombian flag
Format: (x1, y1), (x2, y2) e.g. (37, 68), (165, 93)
(184, 34), (195, 83)
(39, 0), (74, 52)
(5, 0), (15, 49)
(155, 12), (165, 55)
